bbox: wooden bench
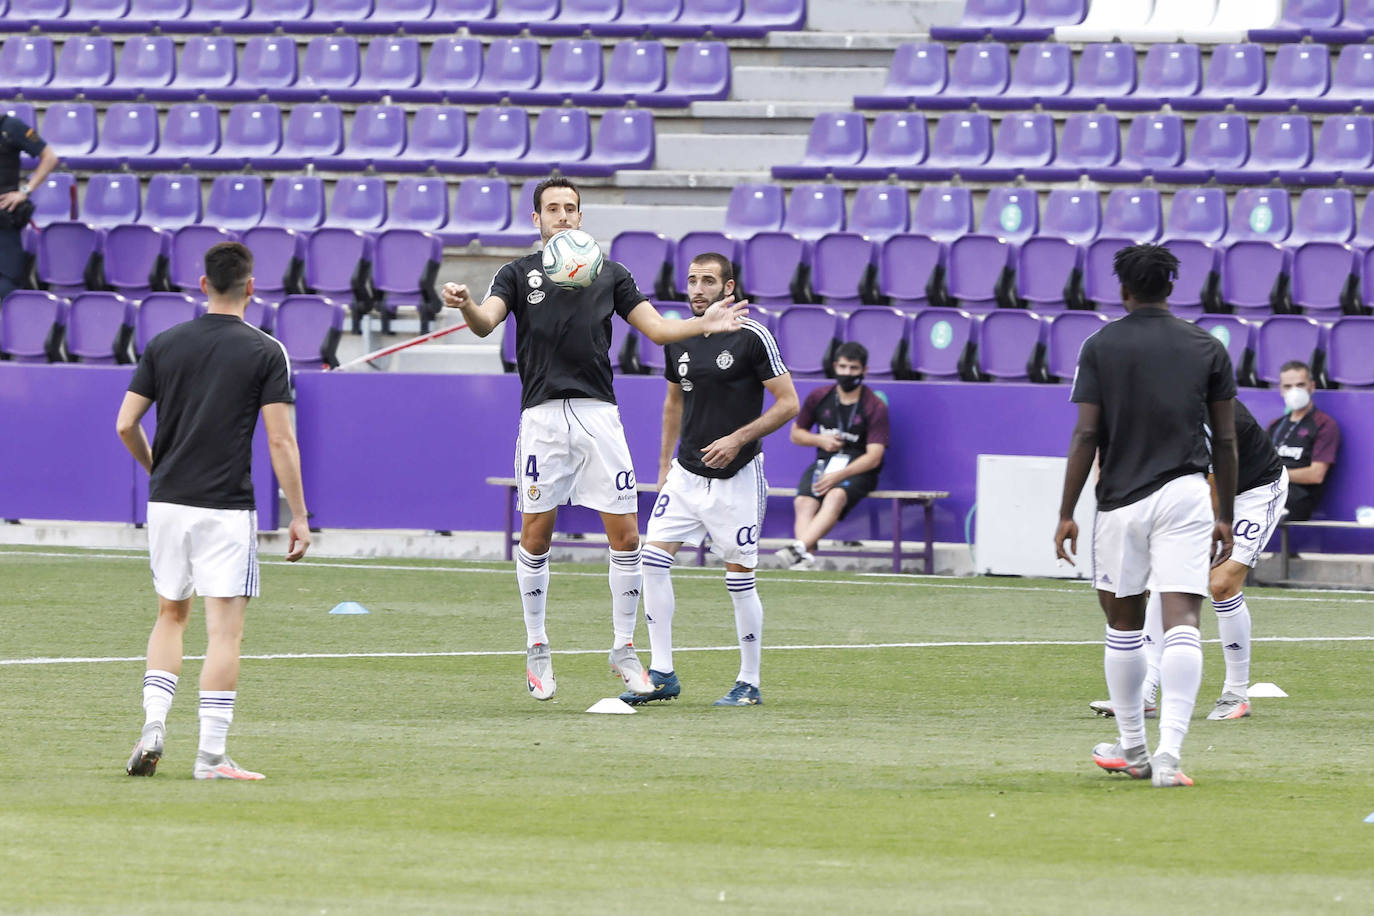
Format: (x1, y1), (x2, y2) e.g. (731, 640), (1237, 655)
(486, 477), (949, 574)
(1276, 519), (1374, 581)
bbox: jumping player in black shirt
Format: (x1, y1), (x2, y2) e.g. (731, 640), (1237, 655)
(117, 242), (310, 781)
(617, 252), (797, 707)
(1055, 244), (1237, 788)
(440, 178), (746, 701)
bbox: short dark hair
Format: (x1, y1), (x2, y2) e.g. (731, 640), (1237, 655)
(532, 176), (580, 212)
(1112, 243), (1179, 304)
(834, 341), (869, 367)
(688, 251), (733, 285)
(1279, 360), (1312, 377)
(204, 241), (253, 297)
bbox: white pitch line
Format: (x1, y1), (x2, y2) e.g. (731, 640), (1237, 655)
(4, 635), (1373, 667)
(3, 549), (1373, 603)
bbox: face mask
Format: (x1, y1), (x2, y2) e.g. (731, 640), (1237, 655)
(836, 374), (864, 393)
(1283, 387), (1311, 413)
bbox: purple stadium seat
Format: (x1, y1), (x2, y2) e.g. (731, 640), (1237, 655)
(451, 176), (512, 244)
(611, 231), (675, 301)
(458, 38), (539, 103)
(983, 42), (1072, 109)
(60, 0), (134, 29)
(1250, 0), (1342, 42)
(240, 225), (305, 305)
(31, 173), (75, 228)
(367, 0), (444, 32)
(741, 231), (806, 306)
(276, 36), (361, 101)
(1045, 311), (1108, 382)
(843, 306), (908, 379)
(945, 234), (1013, 311)
(976, 310), (1042, 382)
(657, 0), (741, 36)
(1088, 113), (1184, 183)
(103, 225), (168, 299)
(1173, 43), (1265, 112)
(591, 0), (682, 36)
(1152, 113), (1249, 185)
(528, 0), (621, 36)
(1165, 188), (1228, 242)
(181, 0), (250, 28)
(1108, 42), (1200, 112)
(84, 35), (174, 100)
(993, 0), (1086, 39)
(1101, 188), (1163, 242)
(275, 294), (344, 370)
(1355, 199), (1374, 250)
(673, 231), (738, 298)
(560, 107), (654, 176)
(1253, 315), (1321, 385)
(1308, 44), (1374, 114)
(877, 234), (942, 309)
(0, 289), (66, 363)
(228, 0), (308, 30)
(243, 298), (276, 333)
(848, 184), (910, 242)
(1023, 112), (1119, 182)
(1051, 43), (1135, 111)
(832, 113), (926, 181)
(327, 176), (387, 232)
(576, 40), (665, 106)
(1287, 242), (1358, 316)
(1195, 315), (1254, 382)
(499, 107), (592, 175)
(383, 176), (451, 237)
(651, 41), (730, 107)
(24, 35), (110, 101)
(35, 221), (100, 297)
(335, 103), (407, 170)
(168, 224), (235, 290)
(722, 0), (804, 35)
(1237, 43), (1330, 113)
(1324, 316), (1374, 387)
(1222, 114), (1311, 184)
(303, 228), (371, 320)
(1080, 236), (1135, 309)
(979, 187), (1039, 244)
(261, 103), (344, 171)
(74, 103), (158, 171)
(263, 176), (326, 231)
(477, 177), (539, 247)
(208, 36), (297, 102)
(1296, 116), (1374, 186)
(41, 102), (97, 160)
(333, 37), (421, 102)
(204, 103), (282, 170)
(774, 304), (839, 377)
(66, 291), (135, 364)
(159, 35), (236, 101)
(438, 106), (526, 173)
(1221, 241), (1287, 316)
(116, 0), (191, 30)
(1015, 236), (1081, 311)
(290, 0), (373, 33)
(0, 36), (54, 96)
(1311, 0), (1374, 43)
(899, 112), (992, 181)
(140, 173), (202, 229)
(395, 106), (467, 170)
(134, 291), (199, 355)
(723, 183), (784, 239)
(204, 174), (265, 231)
(931, 0), (1022, 41)
(964, 112), (1054, 182)
(853, 42), (946, 110)
(511, 39), (602, 104)
(811, 233), (875, 306)
(433, 0), (496, 24)
(1160, 239), (1219, 317)
(1225, 188), (1291, 244)
(371, 228), (443, 331)
(471, 0), (557, 34)
(912, 186), (973, 243)
(912, 42), (1010, 111)
(909, 308), (974, 381)
(782, 184), (845, 242)
(79, 172), (140, 227)
(772, 112), (867, 180)
(392, 36), (480, 103)
(1288, 188), (1356, 247)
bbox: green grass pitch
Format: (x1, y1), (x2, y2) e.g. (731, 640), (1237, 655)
(1, 546), (1371, 914)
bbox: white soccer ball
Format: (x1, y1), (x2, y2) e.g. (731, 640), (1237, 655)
(542, 229), (604, 290)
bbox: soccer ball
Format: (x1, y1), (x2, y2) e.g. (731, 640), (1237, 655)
(542, 229), (604, 290)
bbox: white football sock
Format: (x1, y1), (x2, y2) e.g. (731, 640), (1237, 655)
(1104, 626), (1147, 750)
(1142, 592), (1164, 701)
(1213, 592), (1251, 698)
(197, 691), (235, 757)
(1157, 625), (1203, 760)
(641, 545), (676, 673)
(142, 669), (178, 729)
(516, 546), (550, 647)
(609, 547), (642, 648)
(727, 571), (763, 687)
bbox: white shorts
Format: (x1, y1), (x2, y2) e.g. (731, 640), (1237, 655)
(515, 398), (639, 515)
(1092, 473), (1212, 598)
(146, 502), (259, 600)
(646, 456), (768, 568)
(1231, 467), (1289, 568)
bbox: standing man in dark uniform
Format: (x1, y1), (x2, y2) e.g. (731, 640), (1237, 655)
(1055, 244), (1237, 789)
(621, 252), (797, 708)
(440, 177), (746, 702)
(0, 112), (59, 301)
(116, 242), (311, 780)
(1266, 360), (1340, 522)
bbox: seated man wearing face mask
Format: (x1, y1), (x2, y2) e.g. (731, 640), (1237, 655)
(777, 342), (890, 571)
(1266, 360), (1341, 523)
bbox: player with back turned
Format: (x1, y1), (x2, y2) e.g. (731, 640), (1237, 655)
(440, 177), (747, 701)
(1055, 243), (1237, 788)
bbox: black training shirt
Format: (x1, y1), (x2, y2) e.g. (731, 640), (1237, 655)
(1233, 399), (1284, 494)
(1070, 307), (1236, 511)
(663, 318), (788, 479)
(488, 252), (645, 410)
(0, 115), (46, 193)
(128, 314), (294, 510)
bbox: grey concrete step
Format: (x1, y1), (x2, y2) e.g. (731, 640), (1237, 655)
(807, 0), (961, 32)
(652, 132), (808, 171)
(729, 65), (888, 102)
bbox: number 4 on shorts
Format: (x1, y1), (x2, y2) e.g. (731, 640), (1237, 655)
(525, 455), (539, 482)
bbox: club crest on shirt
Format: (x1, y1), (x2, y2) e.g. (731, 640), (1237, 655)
(528, 485), (540, 500)
(527, 289), (545, 304)
(716, 350), (734, 370)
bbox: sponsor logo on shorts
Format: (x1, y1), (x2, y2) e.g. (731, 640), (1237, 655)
(528, 485), (541, 500)
(1234, 519), (1262, 540)
(716, 350), (734, 370)
(527, 289), (546, 304)
(735, 525), (759, 546)
(615, 470), (636, 491)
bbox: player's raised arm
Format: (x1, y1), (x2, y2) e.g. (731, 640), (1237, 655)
(442, 282), (509, 338)
(625, 296), (748, 345)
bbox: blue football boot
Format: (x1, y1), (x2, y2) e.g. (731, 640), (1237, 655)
(712, 681), (762, 707)
(619, 668), (681, 705)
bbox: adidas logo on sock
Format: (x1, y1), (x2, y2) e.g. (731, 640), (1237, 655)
(621, 589), (640, 597)
(742, 633), (757, 642)
(1224, 642), (1242, 650)
(523, 588), (544, 597)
